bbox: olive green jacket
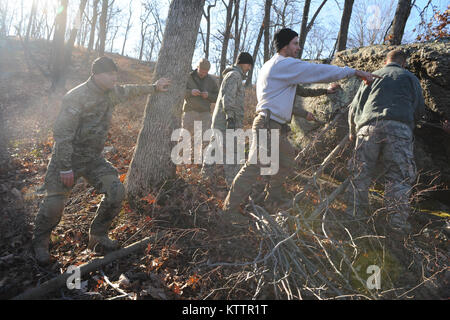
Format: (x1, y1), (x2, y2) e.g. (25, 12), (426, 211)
(349, 63), (425, 134)
(183, 70), (219, 113)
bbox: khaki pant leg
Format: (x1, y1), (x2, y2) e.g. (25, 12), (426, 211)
(223, 162), (260, 212)
(265, 125), (296, 202)
(182, 110), (212, 163)
(223, 114), (266, 211)
(181, 111), (196, 137)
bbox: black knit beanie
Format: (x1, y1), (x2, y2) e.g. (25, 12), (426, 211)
(236, 52), (254, 65)
(274, 28), (298, 52)
(91, 56), (118, 75)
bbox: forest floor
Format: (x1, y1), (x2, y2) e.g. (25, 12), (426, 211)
(0, 38), (448, 300)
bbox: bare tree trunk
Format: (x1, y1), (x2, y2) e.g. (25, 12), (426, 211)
(297, 0), (327, 59)
(203, 0), (217, 59)
(121, 2), (133, 56)
(16, 0), (25, 36)
(139, 26), (147, 61)
(297, 0), (311, 59)
(219, 0), (235, 78)
(336, 0), (354, 52)
(245, 20), (264, 87)
(25, 0), (37, 42)
(109, 26), (119, 52)
(125, 0), (205, 198)
(50, 0), (68, 91)
(138, 3), (152, 62)
(87, 0), (100, 54)
(387, 0), (412, 45)
(0, 2), (9, 37)
(263, 0), (273, 62)
(98, 0), (108, 56)
(233, 0), (240, 62)
(66, 0), (88, 62)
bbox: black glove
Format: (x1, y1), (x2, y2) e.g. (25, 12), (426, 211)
(226, 118), (235, 130)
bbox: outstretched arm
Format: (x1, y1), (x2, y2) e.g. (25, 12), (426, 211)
(296, 83), (341, 97)
(111, 78), (171, 104)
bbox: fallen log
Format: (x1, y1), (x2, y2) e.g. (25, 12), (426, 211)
(12, 233), (163, 300)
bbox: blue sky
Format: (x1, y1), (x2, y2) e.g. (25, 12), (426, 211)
(115, 0), (447, 72)
(5, 0), (449, 74)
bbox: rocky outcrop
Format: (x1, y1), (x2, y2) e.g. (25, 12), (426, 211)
(333, 40), (450, 118)
(292, 40), (450, 186)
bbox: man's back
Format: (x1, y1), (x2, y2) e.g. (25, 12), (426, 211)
(350, 63), (425, 132)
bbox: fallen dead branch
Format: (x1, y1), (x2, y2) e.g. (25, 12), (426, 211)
(12, 233), (164, 300)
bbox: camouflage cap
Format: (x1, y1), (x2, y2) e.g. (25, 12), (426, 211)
(91, 56), (118, 75)
(197, 58), (211, 71)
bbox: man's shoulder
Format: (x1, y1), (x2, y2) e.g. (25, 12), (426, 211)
(63, 80), (103, 110)
(377, 64), (417, 78)
(205, 74), (219, 86)
(222, 69), (239, 82)
(64, 81), (91, 102)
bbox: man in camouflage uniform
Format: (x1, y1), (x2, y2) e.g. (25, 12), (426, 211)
(201, 52), (254, 187)
(33, 57), (171, 264)
(182, 58), (219, 140)
(346, 49), (425, 233)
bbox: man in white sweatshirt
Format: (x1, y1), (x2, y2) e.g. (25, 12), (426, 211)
(221, 28), (379, 224)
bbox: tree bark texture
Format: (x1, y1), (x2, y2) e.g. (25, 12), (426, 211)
(263, 0), (273, 62)
(219, 0), (235, 78)
(245, 20), (264, 87)
(98, 0), (108, 56)
(66, 0), (88, 64)
(50, 0), (68, 90)
(87, 0), (100, 53)
(121, 2), (133, 56)
(125, 0), (205, 198)
(297, 0), (311, 59)
(233, 0), (240, 62)
(387, 0), (412, 45)
(336, 0), (354, 52)
(297, 0), (327, 59)
(25, 0), (37, 42)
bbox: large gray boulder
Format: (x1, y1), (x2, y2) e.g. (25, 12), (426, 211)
(291, 40), (450, 186)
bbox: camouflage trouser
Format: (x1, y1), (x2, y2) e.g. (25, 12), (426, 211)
(346, 120), (416, 226)
(33, 156), (125, 244)
(181, 110), (212, 161)
(223, 114), (295, 212)
(201, 126), (244, 187)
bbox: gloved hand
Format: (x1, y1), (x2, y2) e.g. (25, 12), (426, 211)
(226, 118), (235, 130)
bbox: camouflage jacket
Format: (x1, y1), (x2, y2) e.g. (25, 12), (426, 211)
(183, 70), (219, 113)
(52, 78), (156, 171)
(211, 65), (246, 129)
